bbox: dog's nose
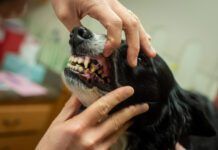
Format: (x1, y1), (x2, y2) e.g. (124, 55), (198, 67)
(70, 26), (93, 48)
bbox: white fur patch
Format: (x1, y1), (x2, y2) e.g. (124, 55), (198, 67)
(64, 76), (105, 107)
(70, 85), (103, 107)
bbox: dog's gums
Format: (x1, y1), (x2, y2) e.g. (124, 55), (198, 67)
(66, 55), (111, 85)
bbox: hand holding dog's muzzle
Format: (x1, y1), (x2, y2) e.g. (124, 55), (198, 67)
(36, 86), (149, 150)
(51, 0), (156, 68)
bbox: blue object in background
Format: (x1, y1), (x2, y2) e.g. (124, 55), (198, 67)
(2, 53), (46, 83)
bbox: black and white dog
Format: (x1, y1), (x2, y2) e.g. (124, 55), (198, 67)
(64, 27), (218, 150)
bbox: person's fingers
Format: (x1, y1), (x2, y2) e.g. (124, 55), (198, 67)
(53, 95), (81, 124)
(108, 1), (140, 67)
(122, 12), (140, 67)
(51, 0), (81, 31)
(97, 122), (132, 150)
(85, 3), (122, 57)
(175, 143), (186, 150)
(125, 29), (140, 67)
(108, 0), (156, 64)
(139, 23), (156, 57)
(78, 86), (134, 126)
(94, 103), (149, 141)
(103, 20), (122, 57)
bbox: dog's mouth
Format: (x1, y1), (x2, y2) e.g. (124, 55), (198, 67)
(64, 54), (113, 91)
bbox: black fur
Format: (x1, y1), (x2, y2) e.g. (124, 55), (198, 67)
(110, 43), (217, 150)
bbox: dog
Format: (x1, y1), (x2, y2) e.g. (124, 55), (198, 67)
(64, 26), (218, 150)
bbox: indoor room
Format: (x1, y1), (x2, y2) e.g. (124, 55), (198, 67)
(0, 0), (217, 150)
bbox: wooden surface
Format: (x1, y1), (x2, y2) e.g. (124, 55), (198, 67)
(0, 104), (51, 133)
(0, 84), (71, 150)
(0, 135), (40, 150)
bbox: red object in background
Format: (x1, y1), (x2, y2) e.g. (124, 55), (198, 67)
(0, 27), (25, 63)
(0, 26), (5, 61)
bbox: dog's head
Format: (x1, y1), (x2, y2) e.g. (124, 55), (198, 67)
(64, 26), (172, 106)
(64, 27), (215, 139)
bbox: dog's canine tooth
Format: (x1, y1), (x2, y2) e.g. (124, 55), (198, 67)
(84, 56), (90, 68)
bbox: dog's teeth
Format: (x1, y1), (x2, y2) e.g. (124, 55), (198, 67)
(84, 57), (90, 68)
(74, 65), (77, 70)
(78, 66), (83, 72)
(78, 57), (84, 64)
(90, 68), (95, 73)
(67, 63), (73, 68)
(75, 64), (80, 70)
(74, 57), (78, 63)
(90, 63), (97, 73)
(70, 56), (75, 62)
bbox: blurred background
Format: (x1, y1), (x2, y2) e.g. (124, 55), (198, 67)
(0, 0), (217, 149)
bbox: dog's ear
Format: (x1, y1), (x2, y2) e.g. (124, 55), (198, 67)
(167, 87), (216, 137)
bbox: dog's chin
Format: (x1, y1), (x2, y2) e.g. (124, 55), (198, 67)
(64, 54), (115, 106)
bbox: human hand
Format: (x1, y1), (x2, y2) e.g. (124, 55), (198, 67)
(36, 86), (149, 150)
(51, 0), (156, 67)
(175, 143), (186, 150)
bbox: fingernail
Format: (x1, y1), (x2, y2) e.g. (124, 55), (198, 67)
(133, 58), (137, 67)
(142, 103), (149, 111)
(126, 86), (134, 95)
(104, 41), (112, 57)
(150, 46), (157, 57)
(121, 86), (134, 100)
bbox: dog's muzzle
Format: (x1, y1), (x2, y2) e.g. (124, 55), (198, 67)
(64, 26), (115, 91)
